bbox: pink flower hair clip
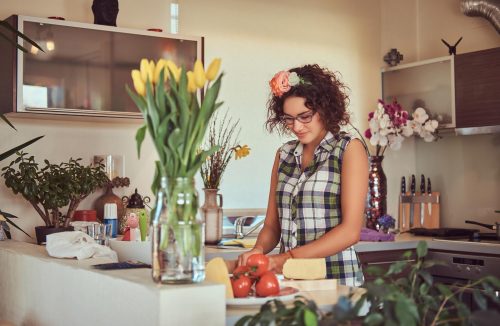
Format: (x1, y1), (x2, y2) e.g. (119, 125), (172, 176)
(269, 70), (303, 97)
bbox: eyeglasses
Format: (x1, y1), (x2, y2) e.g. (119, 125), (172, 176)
(282, 111), (316, 126)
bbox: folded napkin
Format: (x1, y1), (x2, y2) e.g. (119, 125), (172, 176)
(219, 238), (257, 248)
(46, 231), (118, 261)
(360, 227), (395, 242)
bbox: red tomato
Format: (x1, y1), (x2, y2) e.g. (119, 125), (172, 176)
(231, 275), (252, 298)
(255, 271), (280, 297)
(246, 254), (269, 277)
(233, 265), (250, 277)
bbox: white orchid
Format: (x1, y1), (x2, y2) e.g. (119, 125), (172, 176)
(412, 107), (429, 124)
(364, 100), (439, 156)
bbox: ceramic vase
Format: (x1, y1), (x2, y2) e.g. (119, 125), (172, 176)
(151, 177), (205, 284)
(365, 156), (387, 230)
(200, 189), (224, 245)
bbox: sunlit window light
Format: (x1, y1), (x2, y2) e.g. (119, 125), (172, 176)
(170, 2), (179, 34)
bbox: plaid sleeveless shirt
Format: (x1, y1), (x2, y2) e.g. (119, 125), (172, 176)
(277, 131), (364, 286)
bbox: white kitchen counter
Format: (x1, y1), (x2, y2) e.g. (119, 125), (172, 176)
(0, 240), (225, 326)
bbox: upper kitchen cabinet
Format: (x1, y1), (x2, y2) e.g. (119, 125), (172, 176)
(382, 47), (500, 135)
(454, 47), (500, 135)
(0, 15), (203, 120)
(382, 56), (455, 129)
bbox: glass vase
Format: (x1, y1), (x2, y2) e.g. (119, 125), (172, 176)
(365, 156), (387, 230)
(200, 188), (223, 244)
(151, 177), (205, 284)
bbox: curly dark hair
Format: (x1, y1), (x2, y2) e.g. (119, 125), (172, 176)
(265, 64), (350, 135)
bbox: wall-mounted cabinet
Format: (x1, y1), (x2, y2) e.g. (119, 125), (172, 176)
(0, 15), (203, 120)
(381, 47), (500, 135)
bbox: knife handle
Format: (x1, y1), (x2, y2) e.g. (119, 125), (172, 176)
(401, 176), (406, 194)
(410, 175), (416, 194)
(420, 174), (425, 193)
(427, 178), (432, 194)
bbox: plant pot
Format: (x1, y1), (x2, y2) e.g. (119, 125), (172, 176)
(35, 226), (74, 245)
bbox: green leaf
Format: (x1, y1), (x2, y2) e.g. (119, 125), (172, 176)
(483, 276), (500, 288)
(436, 283), (453, 297)
(416, 241), (428, 258)
(364, 312), (384, 326)
(395, 298), (418, 326)
(0, 136), (44, 162)
(135, 125), (147, 158)
(386, 260), (408, 276)
(125, 85), (147, 114)
(473, 289), (487, 310)
(303, 308), (317, 326)
(3, 215), (32, 238)
(235, 315), (253, 326)
(1, 20), (44, 53)
(0, 113), (16, 130)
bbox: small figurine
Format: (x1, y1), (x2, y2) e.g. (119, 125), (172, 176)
(126, 213), (141, 242)
(441, 37), (463, 55)
(383, 48), (404, 67)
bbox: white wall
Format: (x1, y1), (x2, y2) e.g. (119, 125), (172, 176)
(381, 0), (500, 227)
(1, 0), (381, 241)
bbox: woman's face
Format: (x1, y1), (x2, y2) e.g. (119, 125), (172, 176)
(283, 96), (326, 145)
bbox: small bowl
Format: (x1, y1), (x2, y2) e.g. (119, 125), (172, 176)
(227, 216), (255, 226)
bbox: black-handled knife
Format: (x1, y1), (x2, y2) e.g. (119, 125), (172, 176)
(420, 174), (425, 226)
(401, 176), (406, 229)
(427, 178), (432, 216)
(410, 175), (415, 227)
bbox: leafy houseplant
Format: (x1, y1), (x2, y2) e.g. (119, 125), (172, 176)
(236, 241), (500, 326)
(2, 152), (108, 241)
(127, 57), (224, 283)
(0, 19), (45, 238)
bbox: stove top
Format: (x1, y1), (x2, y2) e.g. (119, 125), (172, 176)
(433, 233), (500, 245)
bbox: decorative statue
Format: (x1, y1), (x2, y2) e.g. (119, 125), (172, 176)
(383, 48), (404, 67)
(92, 0), (119, 26)
(441, 37), (463, 55)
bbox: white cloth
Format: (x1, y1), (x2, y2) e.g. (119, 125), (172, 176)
(46, 231), (118, 261)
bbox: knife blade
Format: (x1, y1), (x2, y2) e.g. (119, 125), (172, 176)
(420, 174), (425, 227)
(427, 178), (432, 216)
(409, 174), (415, 227)
(400, 176), (406, 229)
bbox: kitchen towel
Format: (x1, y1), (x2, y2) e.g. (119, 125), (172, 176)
(46, 231), (118, 261)
(360, 227), (395, 242)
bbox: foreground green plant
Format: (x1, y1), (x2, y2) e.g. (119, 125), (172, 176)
(236, 241), (500, 326)
(2, 152), (108, 227)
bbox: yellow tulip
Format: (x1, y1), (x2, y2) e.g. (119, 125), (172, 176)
(205, 58), (221, 81)
(147, 60), (155, 83)
(193, 60), (206, 88)
(165, 60), (181, 82)
(154, 59), (167, 84)
(187, 71), (197, 93)
(131, 69), (145, 96)
(140, 58), (149, 83)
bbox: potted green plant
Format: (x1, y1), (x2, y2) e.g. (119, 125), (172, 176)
(2, 152), (108, 244)
(236, 241), (500, 326)
(0, 19), (44, 238)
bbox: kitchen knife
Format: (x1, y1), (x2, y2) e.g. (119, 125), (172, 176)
(410, 174), (415, 227)
(400, 176), (406, 229)
(427, 178), (432, 216)
(420, 174), (425, 226)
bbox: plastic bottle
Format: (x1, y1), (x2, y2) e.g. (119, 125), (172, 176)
(103, 203), (118, 238)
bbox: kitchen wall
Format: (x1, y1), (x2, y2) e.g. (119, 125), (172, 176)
(0, 0), (381, 241)
(381, 0), (500, 227)
(1, 0), (498, 242)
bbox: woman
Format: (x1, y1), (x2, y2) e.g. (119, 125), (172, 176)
(237, 64), (368, 286)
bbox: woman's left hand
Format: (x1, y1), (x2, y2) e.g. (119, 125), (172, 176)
(267, 252), (292, 274)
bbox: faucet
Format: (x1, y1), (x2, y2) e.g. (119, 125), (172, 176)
(234, 216), (264, 239)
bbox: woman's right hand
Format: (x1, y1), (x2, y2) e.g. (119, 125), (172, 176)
(237, 247), (264, 267)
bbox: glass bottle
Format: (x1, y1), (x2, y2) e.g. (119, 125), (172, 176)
(151, 176), (205, 284)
